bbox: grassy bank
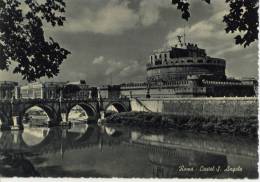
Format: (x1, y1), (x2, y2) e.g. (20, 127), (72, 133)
(105, 112), (258, 137)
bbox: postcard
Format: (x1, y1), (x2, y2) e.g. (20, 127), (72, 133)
(0, 0), (258, 180)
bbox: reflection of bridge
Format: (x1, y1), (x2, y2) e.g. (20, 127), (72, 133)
(0, 98), (131, 130)
(0, 126), (98, 154)
(0, 125), (128, 158)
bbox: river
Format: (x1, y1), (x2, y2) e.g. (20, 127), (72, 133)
(0, 120), (258, 178)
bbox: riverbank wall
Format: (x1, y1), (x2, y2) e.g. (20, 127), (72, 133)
(130, 97), (258, 119)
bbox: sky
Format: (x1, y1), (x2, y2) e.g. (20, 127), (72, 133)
(0, 0), (258, 85)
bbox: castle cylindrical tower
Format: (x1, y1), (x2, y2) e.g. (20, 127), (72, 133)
(146, 44), (226, 83)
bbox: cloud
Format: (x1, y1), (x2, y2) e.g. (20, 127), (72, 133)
(165, 10), (258, 78)
(139, 0), (171, 26)
(64, 0), (139, 35)
(92, 56), (105, 64)
(0, 71), (16, 81)
(59, 0), (173, 35)
(90, 56), (145, 83)
(91, 56), (124, 76)
(119, 60), (145, 78)
(0, 64), (25, 83)
(165, 10), (247, 57)
(166, 11), (227, 46)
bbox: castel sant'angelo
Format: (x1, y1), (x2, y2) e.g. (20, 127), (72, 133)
(119, 37), (257, 98)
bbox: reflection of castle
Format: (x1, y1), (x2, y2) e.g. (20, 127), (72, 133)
(129, 130), (258, 178)
(120, 42), (257, 98)
(130, 131), (226, 178)
(149, 148), (227, 178)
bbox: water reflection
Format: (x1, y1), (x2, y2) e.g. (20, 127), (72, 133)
(0, 152), (40, 177)
(104, 127), (122, 137)
(129, 129), (258, 178)
(22, 127), (50, 146)
(0, 122), (258, 178)
(130, 131), (228, 178)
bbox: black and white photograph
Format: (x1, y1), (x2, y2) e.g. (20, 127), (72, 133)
(0, 0), (258, 179)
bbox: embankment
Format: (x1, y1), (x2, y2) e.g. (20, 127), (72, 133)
(130, 97), (257, 118)
(105, 112), (258, 137)
(105, 97), (258, 136)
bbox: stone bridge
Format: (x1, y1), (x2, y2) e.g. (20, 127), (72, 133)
(0, 98), (131, 130)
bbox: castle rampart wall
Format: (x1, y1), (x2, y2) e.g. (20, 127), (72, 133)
(130, 97), (257, 118)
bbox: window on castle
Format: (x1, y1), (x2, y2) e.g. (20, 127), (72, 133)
(155, 60), (162, 65)
(187, 59), (193, 63)
(198, 59), (203, 63)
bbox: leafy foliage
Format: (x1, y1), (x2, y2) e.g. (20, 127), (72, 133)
(171, 0), (191, 21)
(0, 0), (70, 82)
(171, 0), (258, 47)
(224, 0), (258, 47)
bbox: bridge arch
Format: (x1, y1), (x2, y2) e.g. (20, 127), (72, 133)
(66, 103), (97, 122)
(20, 104), (59, 125)
(105, 102), (128, 113)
